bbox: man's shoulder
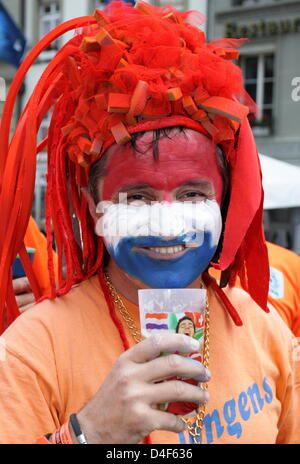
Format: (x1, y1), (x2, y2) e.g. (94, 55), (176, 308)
(222, 285), (262, 312)
(267, 241), (299, 261)
(267, 242), (300, 275)
(29, 275), (100, 314)
(222, 285), (294, 341)
(3, 276), (104, 346)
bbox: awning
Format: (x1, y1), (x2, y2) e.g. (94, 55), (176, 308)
(259, 154), (300, 209)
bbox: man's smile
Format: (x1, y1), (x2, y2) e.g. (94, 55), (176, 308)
(133, 243), (197, 260)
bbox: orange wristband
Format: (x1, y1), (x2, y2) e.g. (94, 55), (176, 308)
(51, 429), (62, 444)
(59, 419), (73, 444)
(36, 424), (73, 445)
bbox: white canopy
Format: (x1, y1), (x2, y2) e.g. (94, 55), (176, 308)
(259, 154), (300, 210)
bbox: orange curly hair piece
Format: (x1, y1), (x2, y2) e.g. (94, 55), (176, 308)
(0, 1), (269, 332)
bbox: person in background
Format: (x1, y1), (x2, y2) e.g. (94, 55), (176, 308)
(210, 241), (300, 337)
(267, 241), (300, 337)
(13, 216), (58, 313)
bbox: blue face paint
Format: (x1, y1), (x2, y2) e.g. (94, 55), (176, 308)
(100, 200), (222, 288)
(108, 232), (217, 288)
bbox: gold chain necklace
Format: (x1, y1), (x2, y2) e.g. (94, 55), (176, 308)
(103, 271), (210, 444)
(104, 272), (143, 344)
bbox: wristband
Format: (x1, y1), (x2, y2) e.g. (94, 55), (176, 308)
(60, 420), (73, 444)
(70, 414), (88, 444)
(52, 429), (62, 444)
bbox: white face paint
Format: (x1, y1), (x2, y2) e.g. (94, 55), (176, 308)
(95, 199), (222, 250)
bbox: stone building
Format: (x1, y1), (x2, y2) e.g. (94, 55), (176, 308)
(207, 0), (300, 167)
(207, 0), (300, 251)
(0, 0), (24, 138)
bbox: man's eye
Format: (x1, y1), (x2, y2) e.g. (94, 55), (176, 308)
(180, 192), (206, 199)
(126, 194), (154, 204)
(127, 194), (146, 201)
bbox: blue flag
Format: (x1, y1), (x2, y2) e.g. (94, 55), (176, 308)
(0, 2), (26, 67)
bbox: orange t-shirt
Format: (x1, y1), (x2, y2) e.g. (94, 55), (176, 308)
(0, 275), (299, 444)
(209, 241), (300, 337)
(24, 216), (58, 295)
(266, 242), (300, 337)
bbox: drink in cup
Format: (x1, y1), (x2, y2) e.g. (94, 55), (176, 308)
(138, 288), (206, 416)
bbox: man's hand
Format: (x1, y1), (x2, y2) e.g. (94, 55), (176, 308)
(75, 333), (211, 444)
(13, 277), (35, 313)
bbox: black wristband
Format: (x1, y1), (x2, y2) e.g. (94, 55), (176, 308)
(70, 413), (88, 444)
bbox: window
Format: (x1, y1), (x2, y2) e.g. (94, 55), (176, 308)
(35, 106), (51, 228)
(152, 0), (188, 10)
(232, 0), (259, 5)
(0, 77), (6, 103)
(39, 1), (61, 50)
(38, 110), (52, 144)
(93, 0), (135, 9)
(232, 0), (279, 6)
(34, 109), (51, 229)
(93, 0), (106, 10)
(34, 153), (47, 231)
(239, 54), (275, 135)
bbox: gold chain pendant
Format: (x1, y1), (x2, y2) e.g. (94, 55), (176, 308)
(104, 272), (143, 343)
(103, 271), (210, 444)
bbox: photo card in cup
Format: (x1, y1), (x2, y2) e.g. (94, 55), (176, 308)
(138, 288), (206, 417)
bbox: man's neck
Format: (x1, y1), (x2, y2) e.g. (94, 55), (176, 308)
(106, 259), (204, 305)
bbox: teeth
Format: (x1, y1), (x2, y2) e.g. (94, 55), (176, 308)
(148, 245), (185, 254)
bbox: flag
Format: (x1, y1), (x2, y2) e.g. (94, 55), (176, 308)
(145, 313), (169, 331)
(185, 311), (204, 328)
(0, 2), (26, 67)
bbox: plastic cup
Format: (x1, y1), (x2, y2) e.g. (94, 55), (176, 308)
(138, 288), (206, 339)
(138, 288), (207, 417)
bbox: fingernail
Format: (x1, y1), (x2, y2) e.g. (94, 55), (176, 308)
(203, 391), (210, 403)
(205, 368), (212, 380)
(180, 418), (188, 430)
(188, 338), (200, 351)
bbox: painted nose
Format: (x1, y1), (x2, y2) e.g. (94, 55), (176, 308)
(162, 191), (173, 203)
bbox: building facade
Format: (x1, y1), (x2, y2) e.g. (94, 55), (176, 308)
(207, 0), (300, 167)
(0, 0), (24, 138)
(207, 0), (300, 252)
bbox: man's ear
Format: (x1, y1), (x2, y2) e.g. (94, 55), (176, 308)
(81, 187), (100, 223)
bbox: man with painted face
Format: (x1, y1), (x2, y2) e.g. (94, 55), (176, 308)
(0, 2), (299, 445)
(88, 128), (223, 292)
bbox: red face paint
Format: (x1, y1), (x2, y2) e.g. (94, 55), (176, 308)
(100, 129), (224, 205)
